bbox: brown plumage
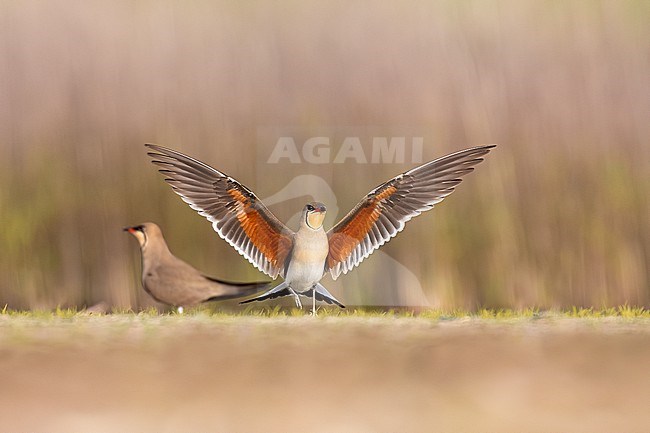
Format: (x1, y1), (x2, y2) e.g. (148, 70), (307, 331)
(124, 222), (270, 308)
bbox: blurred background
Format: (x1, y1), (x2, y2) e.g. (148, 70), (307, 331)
(0, 0), (648, 310)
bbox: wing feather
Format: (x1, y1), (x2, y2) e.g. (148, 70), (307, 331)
(146, 144), (294, 279)
(326, 145), (496, 279)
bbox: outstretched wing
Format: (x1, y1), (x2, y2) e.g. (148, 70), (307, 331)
(326, 145), (496, 279)
(146, 144), (294, 279)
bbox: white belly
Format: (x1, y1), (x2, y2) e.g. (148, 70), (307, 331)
(285, 228), (328, 292)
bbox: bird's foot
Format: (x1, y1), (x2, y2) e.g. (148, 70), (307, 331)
(177, 306), (184, 314)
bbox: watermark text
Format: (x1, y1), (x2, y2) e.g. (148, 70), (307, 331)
(267, 136), (424, 164)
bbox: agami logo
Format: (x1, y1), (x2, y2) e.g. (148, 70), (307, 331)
(267, 136), (424, 164)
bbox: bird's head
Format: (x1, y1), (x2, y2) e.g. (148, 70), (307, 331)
(123, 222), (160, 249)
(303, 202), (327, 230)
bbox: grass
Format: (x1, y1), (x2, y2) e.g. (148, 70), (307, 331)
(2, 304), (649, 350)
(1, 305), (648, 374)
(2, 305), (649, 320)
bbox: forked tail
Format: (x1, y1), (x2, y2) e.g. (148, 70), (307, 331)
(239, 282), (345, 308)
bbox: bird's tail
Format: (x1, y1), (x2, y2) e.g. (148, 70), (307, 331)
(202, 277), (272, 302)
(239, 282), (291, 304)
(239, 282), (346, 309)
(303, 283), (345, 308)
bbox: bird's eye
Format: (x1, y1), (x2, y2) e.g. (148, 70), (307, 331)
(307, 204), (314, 211)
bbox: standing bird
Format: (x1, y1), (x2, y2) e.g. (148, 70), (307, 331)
(146, 144), (496, 314)
(124, 222), (270, 312)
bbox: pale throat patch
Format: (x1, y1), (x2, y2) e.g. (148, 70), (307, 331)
(307, 212), (325, 229)
(132, 230), (147, 248)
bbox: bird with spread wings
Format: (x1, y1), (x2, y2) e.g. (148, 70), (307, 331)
(146, 143), (496, 314)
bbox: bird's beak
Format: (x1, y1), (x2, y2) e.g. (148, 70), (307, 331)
(124, 226), (147, 247)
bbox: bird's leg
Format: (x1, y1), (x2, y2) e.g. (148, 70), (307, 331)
(288, 288), (302, 309)
(311, 286), (317, 316)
